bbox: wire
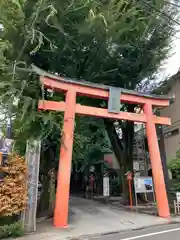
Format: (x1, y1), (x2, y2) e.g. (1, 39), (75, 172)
(164, 0), (180, 8)
(141, 0), (180, 27)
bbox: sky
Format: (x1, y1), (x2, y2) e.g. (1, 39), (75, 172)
(161, 31), (180, 79)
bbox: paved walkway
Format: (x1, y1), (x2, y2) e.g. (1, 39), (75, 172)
(16, 197), (172, 240)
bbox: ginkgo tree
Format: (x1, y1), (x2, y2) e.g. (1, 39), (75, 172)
(0, 0), (178, 204)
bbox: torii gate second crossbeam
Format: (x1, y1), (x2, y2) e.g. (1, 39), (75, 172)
(34, 66), (171, 228)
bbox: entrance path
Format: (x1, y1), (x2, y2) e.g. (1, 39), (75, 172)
(16, 197), (172, 240)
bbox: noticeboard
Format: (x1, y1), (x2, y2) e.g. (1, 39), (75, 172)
(134, 177), (154, 193)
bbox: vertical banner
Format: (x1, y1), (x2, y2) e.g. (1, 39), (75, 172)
(0, 137), (14, 181)
(176, 192), (180, 202)
(22, 140), (41, 233)
(103, 175), (110, 197)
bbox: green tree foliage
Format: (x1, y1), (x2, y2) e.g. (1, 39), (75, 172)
(0, 0), (176, 111)
(169, 150), (180, 175)
(73, 116), (110, 169)
(0, 0), (176, 140)
(0, 221), (24, 238)
(168, 150), (180, 191)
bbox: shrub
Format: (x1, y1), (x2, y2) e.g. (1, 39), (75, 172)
(168, 150), (180, 191)
(0, 221), (24, 239)
(0, 154), (27, 216)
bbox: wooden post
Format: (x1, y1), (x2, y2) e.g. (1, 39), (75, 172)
(127, 171), (133, 208)
(22, 140), (41, 233)
(143, 103), (170, 218)
(0, 152), (2, 166)
(158, 125), (169, 190)
(128, 179), (133, 208)
(54, 88), (76, 228)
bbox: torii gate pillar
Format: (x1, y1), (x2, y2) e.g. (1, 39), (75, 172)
(54, 88), (76, 227)
(144, 103), (169, 218)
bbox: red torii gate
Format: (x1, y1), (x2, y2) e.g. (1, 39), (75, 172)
(34, 66), (171, 228)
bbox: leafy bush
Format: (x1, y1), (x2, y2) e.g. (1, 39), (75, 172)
(168, 150), (180, 191)
(0, 221), (24, 239)
(0, 154), (27, 216)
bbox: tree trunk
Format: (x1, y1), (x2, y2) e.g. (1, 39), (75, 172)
(104, 105), (135, 204)
(37, 89), (58, 217)
(37, 146), (56, 217)
(104, 119), (134, 204)
(123, 120), (134, 172)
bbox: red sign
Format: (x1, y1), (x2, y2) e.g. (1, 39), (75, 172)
(127, 171), (133, 181)
(104, 154), (113, 165)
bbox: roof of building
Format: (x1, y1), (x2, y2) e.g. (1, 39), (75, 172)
(154, 71), (180, 95)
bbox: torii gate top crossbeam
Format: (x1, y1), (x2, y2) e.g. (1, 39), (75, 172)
(32, 65), (171, 107)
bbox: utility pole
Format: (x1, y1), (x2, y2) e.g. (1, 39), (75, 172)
(157, 125), (169, 191)
(156, 108), (169, 191)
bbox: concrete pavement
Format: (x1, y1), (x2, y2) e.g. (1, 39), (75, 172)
(16, 197), (173, 240)
(90, 223), (180, 240)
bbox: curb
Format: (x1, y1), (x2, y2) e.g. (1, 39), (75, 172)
(68, 220), (178, 240)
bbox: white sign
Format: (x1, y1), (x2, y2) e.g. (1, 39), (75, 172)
(103, 176), (109, 197)
(134, 177), (153, 193)
(90, 165), (95, 172)
(176, 192), (180, 202)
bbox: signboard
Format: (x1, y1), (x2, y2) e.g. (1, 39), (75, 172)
(176, 192), (180, 202)
(134, 177), (153, 193)
(103, 176), (110, 197)
(108, 87), (121, 113)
